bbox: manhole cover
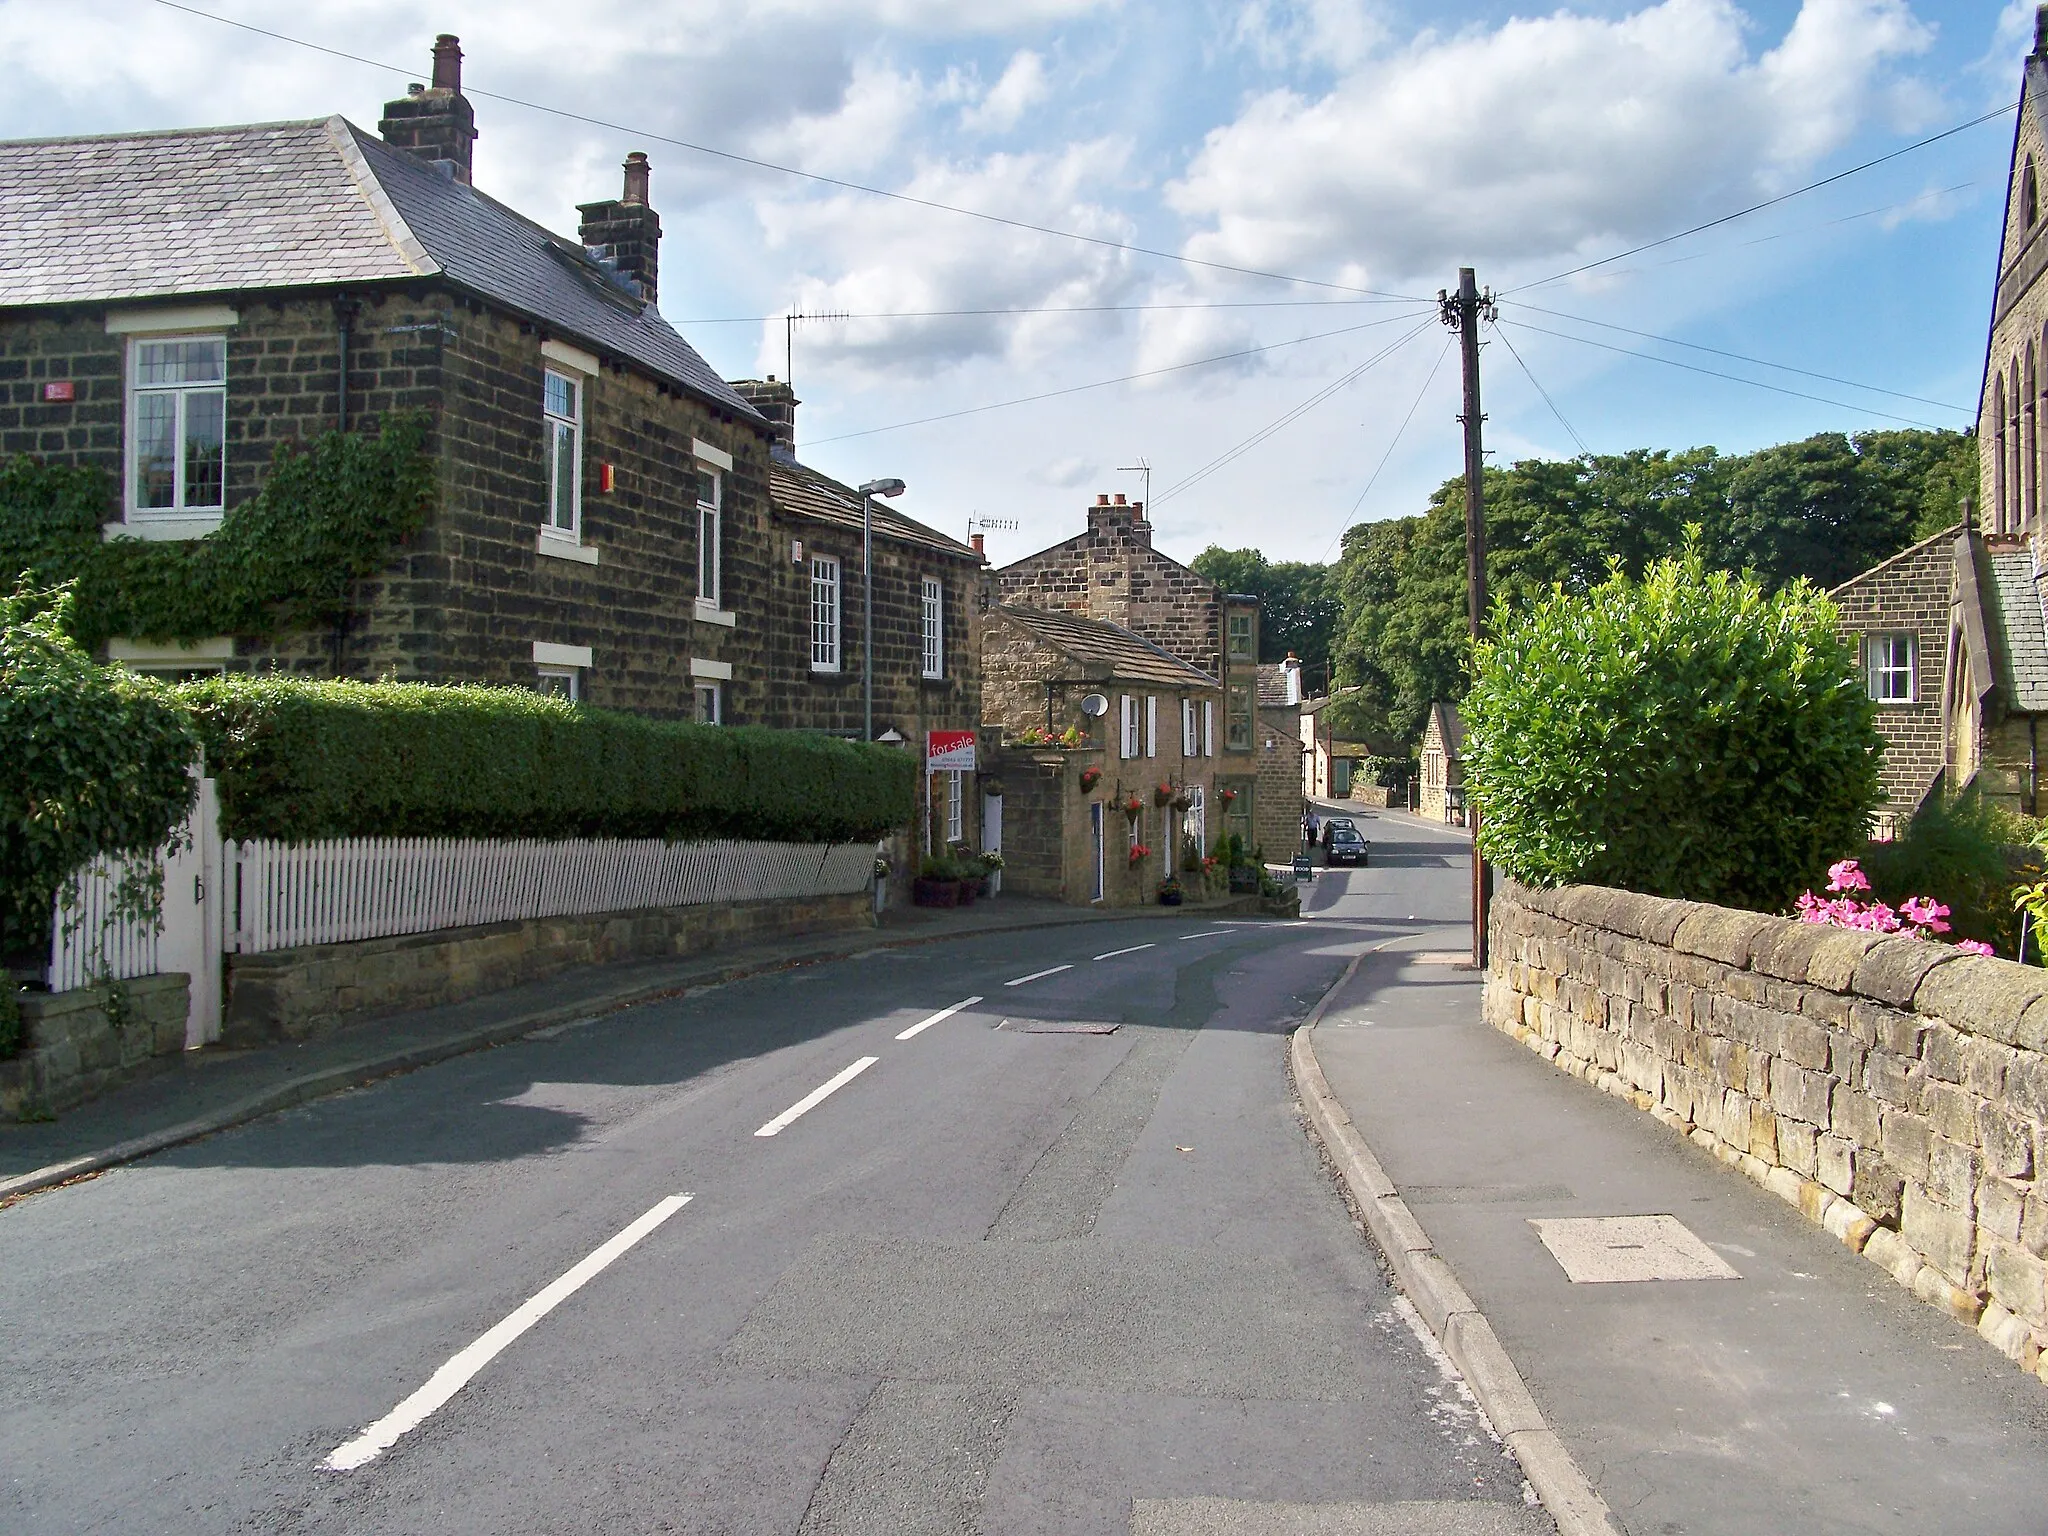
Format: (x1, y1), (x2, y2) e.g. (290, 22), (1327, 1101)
(1529, 1215), (1740, 1283)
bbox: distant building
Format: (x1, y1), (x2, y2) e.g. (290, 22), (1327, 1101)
(1419, 703), (1465, 824)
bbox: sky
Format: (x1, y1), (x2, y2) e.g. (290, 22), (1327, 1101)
(0, 0), (2029, 567)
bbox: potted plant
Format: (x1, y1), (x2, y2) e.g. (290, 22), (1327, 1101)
(1122, 794), (1144, 822)
(981, 778), (1004, 799)
(977, 849), (1005, 897)
(946, 842), (980, 905)
(1153, 781), (1175, 807)
(914, 854), (960, 907)
(1158, 876), (1184, 906)
(1079, 765), (1102, 794)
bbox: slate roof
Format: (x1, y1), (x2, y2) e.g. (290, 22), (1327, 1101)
(995, 605), (1219, 690)
(1425, 701), (1464, 757)
(1256, 662), (1301, 708)
(0, 116), (758, 421)
(1985, 548), (2048, 712)
(768, 454), (978, 561)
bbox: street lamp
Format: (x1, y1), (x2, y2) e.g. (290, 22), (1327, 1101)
(856, 478), (906, 743)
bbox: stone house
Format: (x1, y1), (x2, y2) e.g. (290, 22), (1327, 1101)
(1419, 703), (1465, 824)
(1254, 657), (1309, 851)
(1828, 10), (2048, 822)
(729, 377), (985, 850)
(1827, 528), (1958, 831)
(993, 490), (1299, 854)
(0, 35), (946, 746)
(980, 604), (1222, 905)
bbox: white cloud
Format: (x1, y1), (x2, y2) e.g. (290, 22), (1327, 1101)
(962, 50), (1051, 133)
(755, 139), (1141, 379)
(1228, 0), (1391, 72)
(1169, 0), (1936, 292)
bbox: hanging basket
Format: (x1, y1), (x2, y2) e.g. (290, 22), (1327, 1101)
(1122, 795), (1144, 821)
(1152, 782), (1175, 807)
(1170, 793), (1193, 813)
(1079, 766), (1103, 794)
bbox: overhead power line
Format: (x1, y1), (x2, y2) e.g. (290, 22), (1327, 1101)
(1320, 336), (1455, 562)
(146, 0), (1423, 302)
(1495, 319), (1949, 429)
(1498, 300), (1968, 413)
(1152, 316), (1438, 506)
(1489, 322), (1590, 457)
(676, 296), (1411, 324)
(1506, 101), (2018, 295)
(805, 306), (1435, 445)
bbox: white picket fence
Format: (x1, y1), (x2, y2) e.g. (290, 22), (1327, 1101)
(224, 837), (878, 954)
(48, 857), (164, 992)
(51, 835), (878, 988)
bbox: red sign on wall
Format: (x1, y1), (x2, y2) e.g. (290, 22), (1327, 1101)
(41, 381), (75, 402)
(926, 730), (977, 772)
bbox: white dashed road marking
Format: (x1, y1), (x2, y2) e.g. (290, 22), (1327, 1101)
(1004, 965), (1073, 987)
(1092, 944), (1155, 961)
(754, 1057), (880, 1137)
(895, 996), (982, 1041)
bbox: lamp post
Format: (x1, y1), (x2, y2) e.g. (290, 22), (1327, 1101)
(856, 478), (907, 743)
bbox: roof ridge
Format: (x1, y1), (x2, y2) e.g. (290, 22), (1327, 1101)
(0, 117), (333, 150)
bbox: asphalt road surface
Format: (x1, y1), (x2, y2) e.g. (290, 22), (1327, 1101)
(1, 819), (1547, 1535)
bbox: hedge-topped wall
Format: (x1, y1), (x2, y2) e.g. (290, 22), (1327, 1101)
(180, 675), (916, 845)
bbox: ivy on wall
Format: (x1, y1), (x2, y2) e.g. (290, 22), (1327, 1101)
(0, 412), (436, 650)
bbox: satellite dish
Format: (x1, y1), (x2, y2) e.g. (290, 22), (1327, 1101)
(1080, 693), (1109, 718)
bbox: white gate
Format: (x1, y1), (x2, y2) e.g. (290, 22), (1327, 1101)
(982, 792), (1003, 896)
(158, 776), (222, 1047)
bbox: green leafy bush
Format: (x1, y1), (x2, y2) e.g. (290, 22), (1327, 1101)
(1863, 792), (2042, 959)
(1, 583), (198, 962)
(179, 674), (913, 845)
(0, 413), (435, 649)
(0, 982), (20, 1059)
(1465, 543), (1881, 911)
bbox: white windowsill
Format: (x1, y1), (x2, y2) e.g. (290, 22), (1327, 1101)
(811, 663), (842, 675)
(695, 601), (737, 627)
(104, 512), (226, 542)
(537, 532), (599, 565)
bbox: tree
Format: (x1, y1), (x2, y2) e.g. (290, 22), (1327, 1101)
(1190, 546), (1341, 679)
(0, 583), (197, 965)
(1463, 543), (1881, 912)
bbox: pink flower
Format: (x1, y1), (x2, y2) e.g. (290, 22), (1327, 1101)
(1826, 859), (1871, 895)
(1900, 897), (1952, 934)
(1956, 940), (1995, 957)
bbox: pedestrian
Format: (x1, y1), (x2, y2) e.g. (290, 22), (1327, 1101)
(1304, 807), (1319, 847)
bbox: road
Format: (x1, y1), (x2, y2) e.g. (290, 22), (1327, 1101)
(0, 814), (1546, 1535)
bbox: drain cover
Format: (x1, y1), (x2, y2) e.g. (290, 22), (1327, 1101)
(1530, 1215), (1740, 1282)
(1001, 1020), (1120, 1034)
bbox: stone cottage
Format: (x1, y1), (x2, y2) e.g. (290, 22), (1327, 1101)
(0, 34), (944, 739)
(1419, 702), (1465, 824)
(994, 491), (1300, 858)
(980, 604), (1222, 906)
(729, 377), (986, 851)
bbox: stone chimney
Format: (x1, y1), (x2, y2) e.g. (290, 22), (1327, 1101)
(578, 152), (662, 303)
(731, 377), (799, 456)
(379, 34), (477, 185)
(1086, 490), (1151, 548)
(2037, 3), (2048, 57)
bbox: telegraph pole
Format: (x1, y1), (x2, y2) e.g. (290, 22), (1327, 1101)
(1439, 267), (1496, 968)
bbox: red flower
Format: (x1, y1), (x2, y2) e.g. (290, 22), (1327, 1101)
(1128, 843), (1150, 864)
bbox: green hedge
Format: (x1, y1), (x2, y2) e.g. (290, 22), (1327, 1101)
(0, 413), (435, 650)
(179, 675), (915, 845)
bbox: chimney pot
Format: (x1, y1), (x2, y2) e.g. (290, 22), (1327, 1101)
(432, 34), (463, 92)
(971, 533), (985, 554)
(622, 151), (651, 207)
(1096, 493), (1110, 506)
(1114, 492), (1127, 506)
(408, 82), (425, 95)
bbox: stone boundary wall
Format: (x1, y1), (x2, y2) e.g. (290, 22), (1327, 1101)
(1488, 879), (2048, 1387)
(3, 974), (189, 1119)
(224, 892), (872, 1044)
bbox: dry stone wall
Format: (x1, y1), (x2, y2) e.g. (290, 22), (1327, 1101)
(1488, 879), (2048, 1385)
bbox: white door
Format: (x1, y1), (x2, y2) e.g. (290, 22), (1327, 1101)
(157, 775), (221, 1048)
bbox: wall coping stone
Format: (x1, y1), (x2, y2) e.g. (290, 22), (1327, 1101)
(1853, 936), (1962, 1007)
(1913, 957), (2048, 1046)
(1673, 906), (1774, 966)
(1806, 928), (1887, 991)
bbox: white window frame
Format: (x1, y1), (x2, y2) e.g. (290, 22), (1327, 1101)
(1120, 694), (1139, 759)
(811, 554), (841, 673)
(1145, 695), (1158, 758)
(1182, 699), (1198, 756)
(694, 681), (723, 724)
(946, 769), (964, 842)
(542, 368), (582, 540)
(1871, 633), (1916, 705)
(124, 332), (228, 528)
(536, 665), (580, 702)
(1188, 785), (1206, 853)
(1202, 700), (1215, 757)
(922, 576), (945, 680)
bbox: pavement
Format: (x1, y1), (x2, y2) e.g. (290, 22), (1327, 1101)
(0, 884), (1552, 1535)
(0, 890), (1257, 1200)
(1298, 810), (2048, 1536)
